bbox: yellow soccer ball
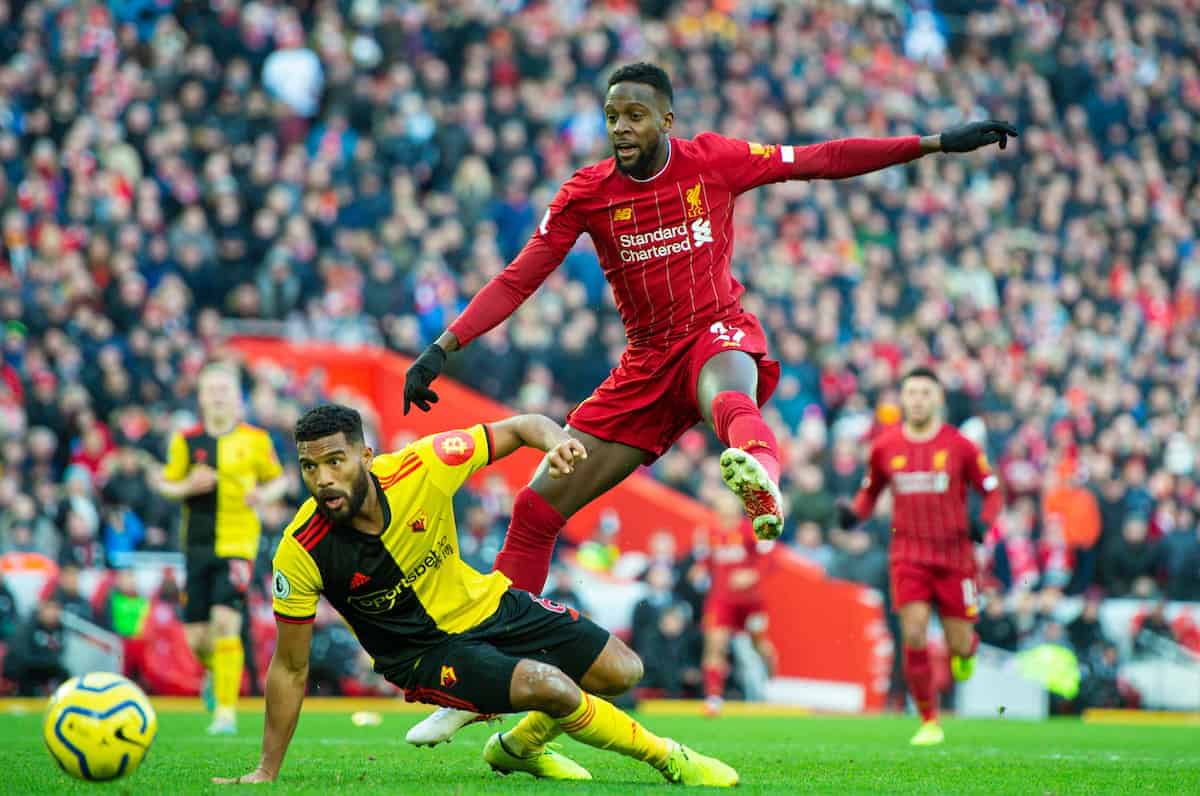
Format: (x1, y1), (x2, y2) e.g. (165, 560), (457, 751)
(43, 672), (158, 781)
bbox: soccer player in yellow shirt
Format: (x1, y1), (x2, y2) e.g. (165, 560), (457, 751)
(155, 363), (290, 735)
(213, 404), (737, 786)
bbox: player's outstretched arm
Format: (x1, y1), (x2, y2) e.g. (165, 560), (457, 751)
(213, 619), (312, 784)
(403, 183), (587, 416)
(792, 119), (1017, 179)
(489, 414), (587, 477)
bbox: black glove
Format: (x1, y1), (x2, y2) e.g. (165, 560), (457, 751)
(939, 120), (1019, 153)
(835, 500), (860, 530)
(403, 343), (446, 415)
(969, 518), (987, 544)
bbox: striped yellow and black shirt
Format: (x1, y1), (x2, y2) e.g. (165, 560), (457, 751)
(270, 425), (511, 678)
(162, 422), (284, 560)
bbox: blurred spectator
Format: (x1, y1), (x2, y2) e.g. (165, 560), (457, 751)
(308, 602), (368, 697)
(671, 529), (712, 622)
(1066, 592), (1111, 663)
(638, 602), (702, 699)
(99, 569), (150, 639)
(787, 464), (836, 535)
(1133, 602), (1176, 658)
(1013, 590), (1047, 650)
(51, 564), (94, 622)
(1163, 518), (1200, 601)
(102, 505), (146, 567)
(0, 572), (16, 642)
(631, 564), (683, 658)
(828, 527), (887, 597)
(1100, 517), (1162, 598)
(457, 504), (504, 575)
(4, 600), (67, 696)
(976, 585), (1019, 652)
(791, 521), (833, 571)
(1077, 643), (1125, 710)
(542, 567), (589, 617)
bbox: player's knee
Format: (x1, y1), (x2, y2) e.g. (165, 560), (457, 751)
(592, 644), (644, 696)
(948, 635), (974, 658)
(902, 628), (928, 649)
(613, 648), (644, 692)
(513, 661), (579, 718)
(210, 608), (241, 638)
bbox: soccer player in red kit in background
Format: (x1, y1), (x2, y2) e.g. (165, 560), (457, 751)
(702, 491), (777, 718)
(838, 367), (1002, 747)
(403, 62), (1015, 744)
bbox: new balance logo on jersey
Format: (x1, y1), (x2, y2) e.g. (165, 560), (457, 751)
(350, 571), (371, 590)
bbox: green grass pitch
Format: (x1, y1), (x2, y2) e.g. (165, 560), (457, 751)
(3, 708), (1196, 794)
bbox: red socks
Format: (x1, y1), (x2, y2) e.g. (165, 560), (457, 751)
(903, 646), (937, 722)
(493, 486), (564, 594)
(710, 391), (780, 482)
(703, 663), (727, 700)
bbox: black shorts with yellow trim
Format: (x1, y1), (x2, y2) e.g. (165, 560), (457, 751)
(393, 588), (610, 714)
(184, 548), (252, 623)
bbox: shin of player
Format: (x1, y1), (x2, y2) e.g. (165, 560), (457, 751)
(839, 367), (1000, 746)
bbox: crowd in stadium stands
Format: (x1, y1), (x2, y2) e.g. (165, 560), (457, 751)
(1, 0), (1199, 702)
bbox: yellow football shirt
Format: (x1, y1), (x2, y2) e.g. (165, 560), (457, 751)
(162, 422), (284, 560)
(271, 424), (512, 677)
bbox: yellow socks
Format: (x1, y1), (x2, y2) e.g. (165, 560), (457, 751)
(503, 711), (563, 757)
(212, 636), (244, 712)
(557, 693), (670, 769)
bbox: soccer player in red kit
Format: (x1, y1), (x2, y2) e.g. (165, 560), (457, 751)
(701, 492), (777, 718)
(401, 62), (1015, 742)
(838, 367), (1002, 747)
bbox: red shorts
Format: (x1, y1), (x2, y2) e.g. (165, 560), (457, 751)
(566, 310), (780, 460)
(890, 560), (979, 622)
(703, 595), (769, 633)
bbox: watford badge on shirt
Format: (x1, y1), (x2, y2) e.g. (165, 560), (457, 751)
(440, 665), (458, 688)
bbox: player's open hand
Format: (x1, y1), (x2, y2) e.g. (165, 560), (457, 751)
(404, 343), (447, 415)
(939, 120), (1018, 153)
(546, 438), (588, 478)
(213, 767), (274, 784)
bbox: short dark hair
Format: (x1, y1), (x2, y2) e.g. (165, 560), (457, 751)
(901, 366), (941, 387)
(295, 404), (364, 445)
(607, 62), (673, 104)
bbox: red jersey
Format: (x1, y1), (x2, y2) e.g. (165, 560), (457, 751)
(851, 424), (1002, 571)
(449, 133), (922, 349)
(707, 519), (770, 602)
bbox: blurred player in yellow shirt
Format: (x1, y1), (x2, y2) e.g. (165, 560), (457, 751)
(154, 363), (289, 735)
